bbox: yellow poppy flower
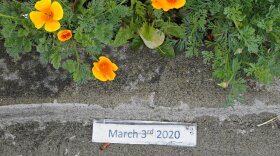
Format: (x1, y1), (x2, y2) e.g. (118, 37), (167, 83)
(57, 30), (72, 42)
(92, 56), (118, 82)
(29, 0), (63, 32)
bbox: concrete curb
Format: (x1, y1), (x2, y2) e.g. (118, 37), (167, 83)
(1, 102), (280, 156)
(1, 101), (279, 127)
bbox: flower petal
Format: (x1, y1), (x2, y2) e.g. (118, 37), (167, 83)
(44, 20), (60, 32)
(92, 66), (107, 82)
(162, 6), (171, 11)
(111, 63), (118, 71)
(29, 11), (45, 29)
(92, 56), (118, 82)
(173, 0), (186, 9)
(51, 1), (63, 20)
(57, 30), (72, 42)
(151, 0), (164, 10)
(99, 56), (111, 62)
(99, 56), (118, 71)
(105, 71), (116, 81)
(35, 0), (51, 11)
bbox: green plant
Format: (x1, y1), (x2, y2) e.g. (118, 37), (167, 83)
(179, 0), (280, 105)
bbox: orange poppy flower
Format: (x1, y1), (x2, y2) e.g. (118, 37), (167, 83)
(57, 30), (72, 42)
(151, 0), (167, 10)
(92, 56), (118, 82)
(29, 0), (63, 32)
(151, 0), (186, 11)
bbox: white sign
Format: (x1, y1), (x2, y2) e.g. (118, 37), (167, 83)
(92, 119), (197, 147)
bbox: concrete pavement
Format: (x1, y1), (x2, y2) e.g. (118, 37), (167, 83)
(1, 42), (280, 156)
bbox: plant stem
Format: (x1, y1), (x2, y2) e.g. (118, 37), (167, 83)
(119, 0), (127, 5)
(73, 41), (80, 66)
(157, 47), (164, 55)
(257, 116), (278, 127)
(91, 54), (99, 61)
(0, 13), (22, 20)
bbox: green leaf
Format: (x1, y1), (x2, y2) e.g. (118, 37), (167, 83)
(131, 0), (146, 19)
(107, 5), (132, 25)
(139, 23), (165, 49)
(257, 19), (273, 32)
(157, 42), (175, 58)
(239, 26), (262, 53)
(74, 0), (87, 12)
(6, 47), (20, 59)
(39, 50), (51, 64)
(246, 64), (273, 84)
(139, 22), (155, 41)
(231, 59), (241, 74)
(50, 50), (61, 69)
(153, 9), (163, 19)
(74, 28), (94, 47)
(224, 5), (245, 28)
(23, 39), (32, 52)
(160, 22), (185, 38)
(4, 37), (22, 59)
(202, 51), (214, 63)
(73, 64), (93, 84)
(255, 67), (273, 84)
(63, 60), (77, 73)
(0, 20), (15, 38)
(113, 26), (134, 47)
(73, 68), (83, 82)
(17, 28), (29, 37)
(225, 79), (247, 106)
(131, 36), (143, 49)
(36, 39), (52, 64)
(94, 24), (114, 44)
